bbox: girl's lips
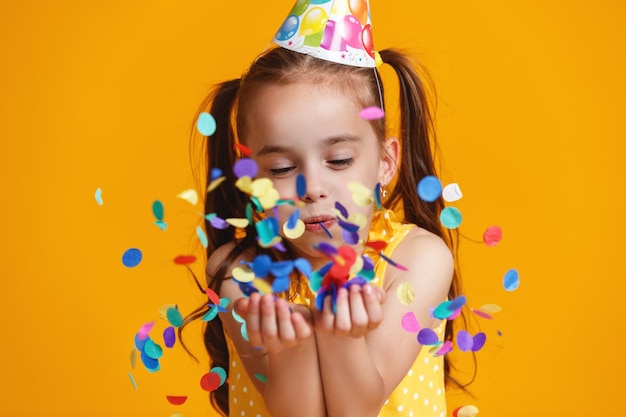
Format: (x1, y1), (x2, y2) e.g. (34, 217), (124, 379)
(302, 215), (336, 233)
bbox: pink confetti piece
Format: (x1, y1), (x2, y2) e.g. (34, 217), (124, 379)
(401, 312), (421, 333)
(433, 340), (453, 356)
(483, 225), (503, 246)
(137, 322), (155, 340)
(471, 308), (493, 319)
(359, 106), (385, 120)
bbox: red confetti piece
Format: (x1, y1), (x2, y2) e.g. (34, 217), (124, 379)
(365, 240), (387, 251)
(483, 225), (503, 246)
(173, 255), (197, 265)
(235, 143), (252, 157)
(205, 287), (221, 306)
(166, 396), (188, 405)
(200, 372), (222, 392)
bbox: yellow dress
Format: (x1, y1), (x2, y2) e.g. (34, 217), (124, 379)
(224, 210), (447, 417)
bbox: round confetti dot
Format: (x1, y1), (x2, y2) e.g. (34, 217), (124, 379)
(454, 405), (479, 417)
(233, 158), (258, 179)
(472, 332), (487, 352)
(283, 219), (305, 239)
(456, 330), (474, 352)
(417, 176), (442, 202)
(442, 183), (463, 202)
(483, 225), (503, 246)
(152, 200), (164, 221)
(503, 268), (520, 291)
(396, 282), (415, 305)
(296, 174), (307, 198)
(401, 312), (421, 333)
(211, 367), (227, 385)
(440, 207), (462, 229)
(197, 112), (217, 136)
(163, 326), (176, 348)
(166, 396), (188, 406)
(166, 307), (183, 327)
(200, 372), (222, 392)
(417, 328), (439, 345)
(122, 248), (142, 268)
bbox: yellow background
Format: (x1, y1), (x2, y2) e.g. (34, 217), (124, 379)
(1, 1), (624, 416)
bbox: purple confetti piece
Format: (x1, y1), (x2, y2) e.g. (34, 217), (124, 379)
(335, 201), (349, 219)
(472, 332), (487, 352)
(417, 328), (439, 345)
(163, 327), (176, 348)
(210, 216), (230, 230)
(456, 330), (474, 352)
(338, 218), (359, 233)
(315, 242), (338, 257)
(341, 229), (360, 245)
(233, 158), (258, 179)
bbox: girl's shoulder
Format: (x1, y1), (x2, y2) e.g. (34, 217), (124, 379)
(386, 225), (454, 288)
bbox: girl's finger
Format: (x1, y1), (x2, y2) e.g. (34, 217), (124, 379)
(291, 311), (312, 341)
(334, 287), (352, 336)
(275, 298), (297, 347)
(362, 284), (384, 329)
(317, 294), (336, 332)
(259, 294), (280, 352)
(245, 293), (264, 348)
(348, 285), (369, 336)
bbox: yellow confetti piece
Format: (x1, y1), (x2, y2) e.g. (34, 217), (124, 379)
(226, 218), (250, 228)
(479, 304), (502, 314)
(348, 181), (374, 207)
(130, 348), (137, 369)
(253, 278), (272, 294)
(232, 267), (255, 283)
(177, 189), (198, 205)
(258, 235), (283, 249)
(170, 413), (185, 417)
(349, 256), (364, 276)
(348, 213), (367, 230)
(456, 405), (479, 417)
(235, 176), (253, 194)
(257, 188), (280, 209)
(283, 219), (305, 239)
(396, 282), (415, 305)
(208, 177), (226, 193)
(158, 304), (178, 320)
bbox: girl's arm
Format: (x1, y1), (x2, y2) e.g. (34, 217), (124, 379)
(313, 228), (454, 417)
(212, 245), (325, 417)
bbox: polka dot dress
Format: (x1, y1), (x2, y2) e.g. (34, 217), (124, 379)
(371, 210), (447, 417)
(223, 209), (446, 417)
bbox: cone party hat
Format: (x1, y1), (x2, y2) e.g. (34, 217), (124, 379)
(273, 0), (377, 68)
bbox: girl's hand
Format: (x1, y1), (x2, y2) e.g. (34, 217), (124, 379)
(235, 293), (313, 354)
(314, 283), (385, 338)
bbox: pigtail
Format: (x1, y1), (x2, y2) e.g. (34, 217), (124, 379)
(380, 49), (475, 390)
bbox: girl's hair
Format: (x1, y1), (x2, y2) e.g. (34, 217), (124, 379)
(181, 46), (469, 416)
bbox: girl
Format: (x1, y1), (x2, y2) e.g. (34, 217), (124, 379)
(183, 13), (463, 417)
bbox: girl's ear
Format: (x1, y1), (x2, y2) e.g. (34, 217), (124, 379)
(379, 136), (400, 185)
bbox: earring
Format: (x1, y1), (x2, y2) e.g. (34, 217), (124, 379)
(382, 186), (387, 199)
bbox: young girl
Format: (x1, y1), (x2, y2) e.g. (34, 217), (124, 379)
(183, 5), (463, 417)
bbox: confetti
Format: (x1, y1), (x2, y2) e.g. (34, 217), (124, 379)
(128, 371), (138, 390)
(177, 189), (198, 206)
(226, 218), (250, 228)
(296, 174), (307, 198)
(284, 219), (305, 239)
(417, 175), (442, 202)
(173, 255), (196, 265)
(234, 158), (259, 179)
(235, 143), (252, 157)
(95, 188), (103, 205)
(122, 248), (143, 268)
(163, 326), (176, 348)
(442, 183), (463, 202)
(166, 307), (183, 327)
(440, 207), (462, 229)
(348, 181), (374, 206)
(453, 405), (479, 417)
(472, 332), (487, 351)
(433, 340), (453, 356)
(208, 176), (227, 193)
(196, 226), (208, 248)
(130, 348), (137, 369)
(255, 373), (268, 383)
(479, 303), (502, 314)
(396, 282), (415, 305)
(417, 328), (439, 345)
(483, 225), (503, 246)
(401, 312), (421, 333)
(212, 367), (227, 385)
(200, 372), (221, 392)
(503, 268), (520, 291)
(197, 112), (217, 136)
(471, 309), (493, 320)
(457, 330), (474, 352)
(166, 396), (188, 405)
(359, 106), (385, 120)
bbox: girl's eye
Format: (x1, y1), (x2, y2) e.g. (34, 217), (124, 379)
(269, 166), (295, 176)
(328, 158), (354, 168)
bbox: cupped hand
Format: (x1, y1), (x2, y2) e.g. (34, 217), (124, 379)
(314, 283), (385, 338)
(235, 293), (313, 354)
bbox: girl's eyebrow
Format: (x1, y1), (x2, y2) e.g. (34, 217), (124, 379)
(256, 134), (361, 156)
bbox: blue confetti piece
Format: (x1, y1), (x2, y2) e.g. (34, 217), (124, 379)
(210, 167), (223, 182)
(122, 248), (142, 268)
(95, 188), (103, 205)
(287, 209), (300, 229)
(294, 258), (312, 278)
(296, 174), (307, 199)
(320, 222), (333, 238)
(196, 225), (208, 248)
(503, 268), (520, 291)
(197, 112), (217, 136)
(417, 175), (442, 202)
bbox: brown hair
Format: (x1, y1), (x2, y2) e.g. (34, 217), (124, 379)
(181, 46), (469, 416)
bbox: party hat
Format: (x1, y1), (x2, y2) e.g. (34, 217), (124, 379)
(273, 0), (376, 68)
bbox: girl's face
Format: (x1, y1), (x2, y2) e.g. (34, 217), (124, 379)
(243, 81), (396, 268)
